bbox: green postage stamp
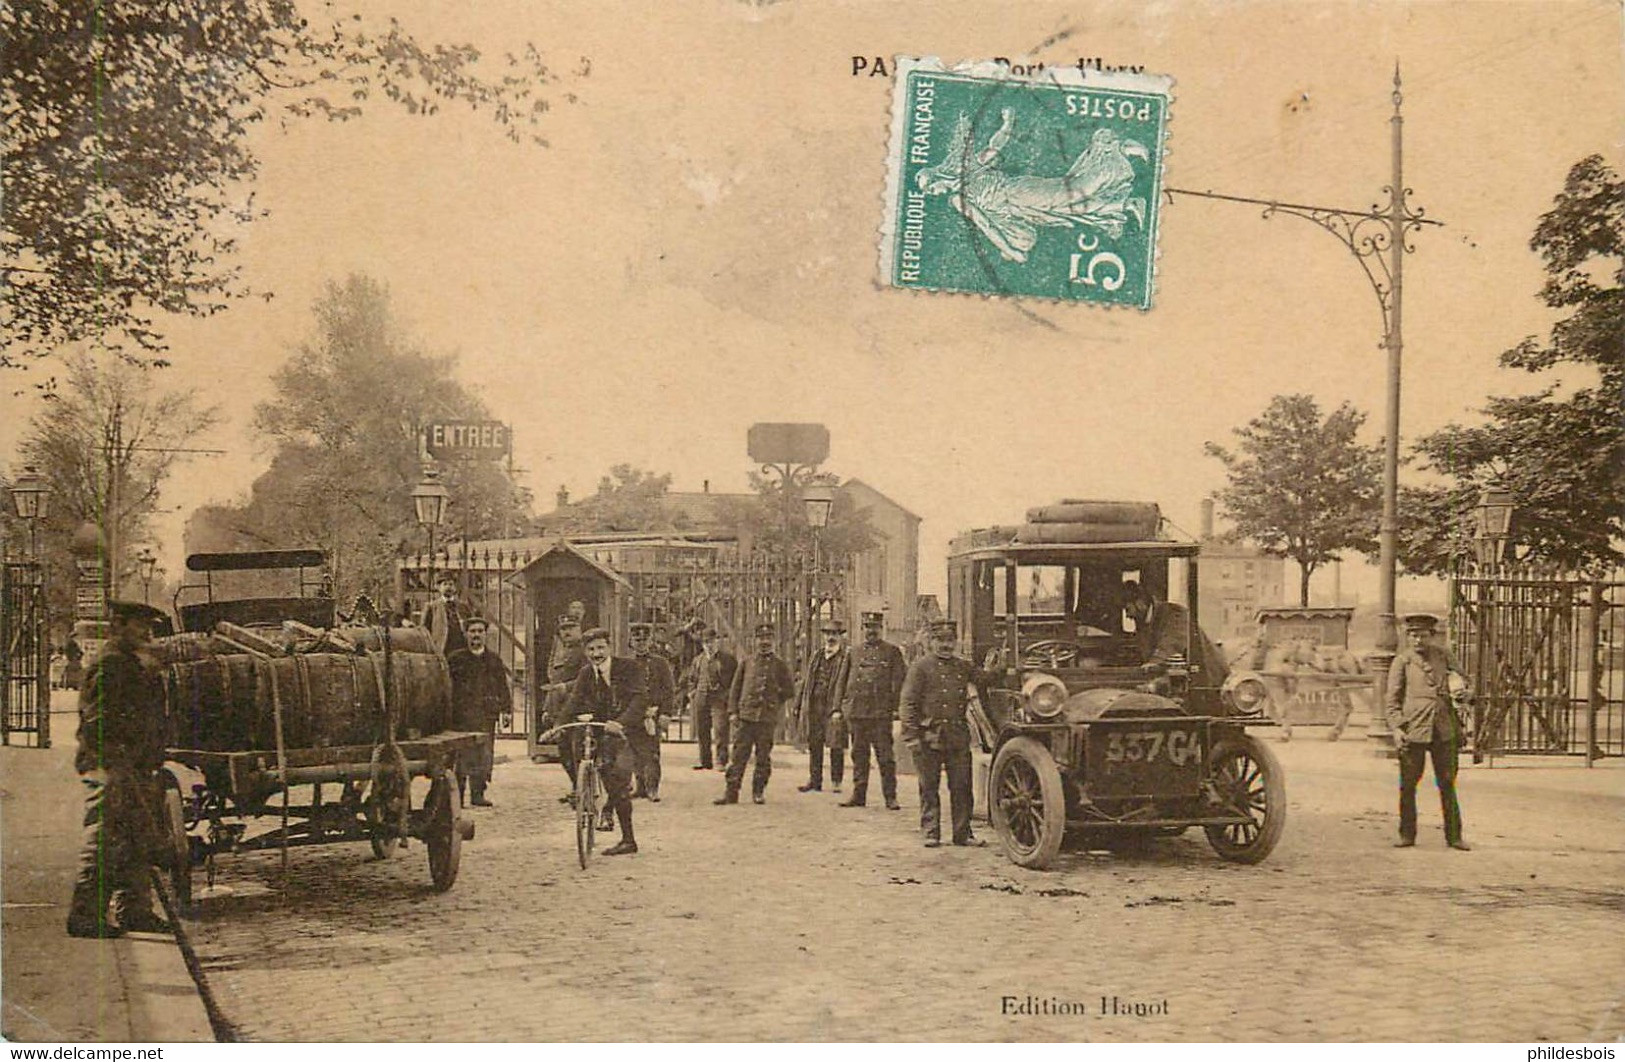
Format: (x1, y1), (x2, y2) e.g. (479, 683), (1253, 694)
(880, 58), (1173, 309)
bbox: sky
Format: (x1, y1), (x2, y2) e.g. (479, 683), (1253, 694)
(4, 0), (1621, 601)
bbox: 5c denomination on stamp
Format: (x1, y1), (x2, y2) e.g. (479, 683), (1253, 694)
(880, 57), (1173, 309)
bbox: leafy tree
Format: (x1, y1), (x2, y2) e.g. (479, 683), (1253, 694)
(7, 353), (218, 632)
(716, 470), (879, 563)
(1205, 394), (1382, 605)
(189, 274), (530, 604)
(2, 2), (575, 366)
(1404, 155), (1624, 572)
(545, 465), (685, 534)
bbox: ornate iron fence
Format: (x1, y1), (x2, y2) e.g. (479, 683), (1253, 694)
(2, 561), (50, 747)
(1450, 564), (1623, 764)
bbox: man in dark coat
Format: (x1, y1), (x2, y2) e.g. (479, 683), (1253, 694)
(797, 621), (850, 793)
(1385, 613), (1471, 850)
(837, 610), (907, 810)
(715, 622), (794, 805)
(1122, 581), (1229, 693)
(564, 627), (645, 855)
(447, 616), (510, 807)
(68, 601), (171, 937)
(544, 615), (588, 797)
(900, 619), (994, 847)
(628, 622), (673, 801)
(685, 625), (737, 771)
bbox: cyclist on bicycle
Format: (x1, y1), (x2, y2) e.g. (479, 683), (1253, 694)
(563, 627), (645, 856)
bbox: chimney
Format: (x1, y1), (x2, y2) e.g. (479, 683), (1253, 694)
(703, 479), (710, 494)
(1200, 498), (1215, 540)
(556, 485), (570, 510)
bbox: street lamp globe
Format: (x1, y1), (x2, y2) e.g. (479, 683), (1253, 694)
(1473, 485), (1516, 566)
(9, 465), (49, 521)
(137, 547), (157, 583)
(802, 476), (837, 530)
(411, 467), (450, 529)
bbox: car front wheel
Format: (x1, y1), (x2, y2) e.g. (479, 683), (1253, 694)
(990, 737), (1067, 869)
(1203, 734), (1286, 864)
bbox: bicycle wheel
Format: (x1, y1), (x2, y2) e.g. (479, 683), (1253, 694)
(575, 758), (598, 870)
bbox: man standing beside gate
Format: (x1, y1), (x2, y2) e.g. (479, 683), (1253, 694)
(67, 601), (171, 937)
(628, 622), (672, 801)
(715, 622), (795, 805)
(1385, 613), (1472, 851)
(797, 620), (850, 794)
(686, 625), (737, 771)
(838, 611), (907, 810)
(447, 617), (509, 807)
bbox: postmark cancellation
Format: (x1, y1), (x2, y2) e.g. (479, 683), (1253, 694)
(880, 57), (1174, 309)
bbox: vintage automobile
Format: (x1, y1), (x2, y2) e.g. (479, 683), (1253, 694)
(948, 500), (1284, 869)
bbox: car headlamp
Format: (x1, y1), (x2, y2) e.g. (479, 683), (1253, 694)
(1021, 674), (1068, 719)
(1226, 676), (1269, 716)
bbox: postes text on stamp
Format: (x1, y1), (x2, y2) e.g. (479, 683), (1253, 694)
(880, 58), (1173, 309)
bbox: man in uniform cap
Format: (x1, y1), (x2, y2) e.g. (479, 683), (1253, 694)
(716, 621), (795, 805)
(797, 620), (850, 793)
(545, 614), (588, 796)
(68, 601), (171, 937)
(1385, 614), (1472, 850)
(446, 616), (510, 807)
(628, 622), (673, 801)
(837, 610), (907, 810)
(899, 618), (995, 847)
(685, 625), (737, 771)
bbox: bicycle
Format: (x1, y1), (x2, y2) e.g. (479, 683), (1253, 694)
(539, 715), (623, 868)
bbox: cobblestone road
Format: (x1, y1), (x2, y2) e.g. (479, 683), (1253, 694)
(181, 733), (1623, 1042)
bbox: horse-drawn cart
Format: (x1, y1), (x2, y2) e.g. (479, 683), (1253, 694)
(156, 550), (478, 907)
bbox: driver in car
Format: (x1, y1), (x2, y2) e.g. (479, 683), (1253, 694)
(1122, 582), (1229, 693)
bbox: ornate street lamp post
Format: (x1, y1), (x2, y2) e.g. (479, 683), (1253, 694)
(411, 465), (450, 612)
(136, 547), (158, 605)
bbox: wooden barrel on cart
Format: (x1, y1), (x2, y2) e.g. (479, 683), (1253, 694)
(163, 646), (452, 752)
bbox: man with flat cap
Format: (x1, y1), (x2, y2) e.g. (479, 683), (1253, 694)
(564, 627), (645, 855)
(628, 622), (673, 801)
(900, 618), (996, 847)
(716, 621), (795, 805)
(545, 614), (588, 797)
(837, 610), (907, 810)
(68, 601), (171, 937)
(447, 616), (509, 807)
(685, 625), (737, 771)
(1385, 614), (1472, 850)
(797, 619), (850, 794)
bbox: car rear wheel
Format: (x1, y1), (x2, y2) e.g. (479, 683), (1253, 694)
(990, 737), (1066, 869)
(1203, 734), (1285, 864)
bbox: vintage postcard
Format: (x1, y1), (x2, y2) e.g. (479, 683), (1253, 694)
(2, 0), (1621, 1049)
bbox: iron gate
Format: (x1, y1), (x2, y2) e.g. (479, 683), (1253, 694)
(1, 561), (50, 747)
(1450, 565), (1623, 763)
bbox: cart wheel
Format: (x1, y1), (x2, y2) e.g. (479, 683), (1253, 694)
(1204, 734), (1287, 864)
(990, 737), (1066, 869)
(426, 770), (462, 892)
(162, 786), (193, 911)
(574, 759), (599, 870)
